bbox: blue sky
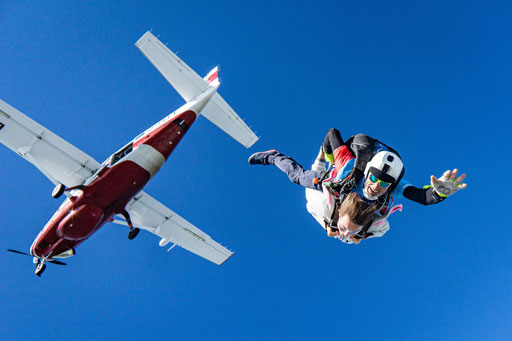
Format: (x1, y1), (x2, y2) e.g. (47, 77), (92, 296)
(0, 1), (510, 340)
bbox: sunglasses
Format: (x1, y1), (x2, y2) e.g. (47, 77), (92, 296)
(337, 221), (362, 237)
(369, 173), (392, 189)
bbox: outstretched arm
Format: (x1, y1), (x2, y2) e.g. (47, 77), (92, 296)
(403, 169), (467, 205)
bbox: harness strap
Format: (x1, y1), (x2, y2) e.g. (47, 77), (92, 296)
(354, 193), (390, 239)
(323, 179), (356, 233)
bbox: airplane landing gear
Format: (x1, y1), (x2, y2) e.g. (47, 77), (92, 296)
(121, 209), (139, 240)
(52, 184), (66, 198)
(52, 184), (85, 199)
(35, 260), (46, 277)
(128, 228), (140, 240)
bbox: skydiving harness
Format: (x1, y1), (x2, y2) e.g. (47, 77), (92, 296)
(320, 134), (405, 239)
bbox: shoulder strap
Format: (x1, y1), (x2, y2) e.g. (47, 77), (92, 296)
(354, 194), (389, 239)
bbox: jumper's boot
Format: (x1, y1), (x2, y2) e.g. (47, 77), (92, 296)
(248, 149), (278, 166)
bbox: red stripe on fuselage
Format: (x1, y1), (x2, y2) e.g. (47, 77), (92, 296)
(133, 110), (197, 159)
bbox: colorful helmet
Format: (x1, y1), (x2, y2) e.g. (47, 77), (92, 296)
(363, 151), (404, 198)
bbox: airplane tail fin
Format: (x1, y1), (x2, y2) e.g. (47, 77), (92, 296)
(135, 31), (258, 148)
(204, 66), (220, 87)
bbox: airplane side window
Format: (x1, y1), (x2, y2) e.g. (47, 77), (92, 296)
(109, 142), (134, 166)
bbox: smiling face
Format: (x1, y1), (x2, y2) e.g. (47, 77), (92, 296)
(364, 172), (393, 198)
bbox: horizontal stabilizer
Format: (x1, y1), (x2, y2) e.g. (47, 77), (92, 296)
(202, 93), (258, 148)
(135, 31), (258, 148)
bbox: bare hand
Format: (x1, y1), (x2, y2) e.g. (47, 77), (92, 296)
(351, 236), (361, 244)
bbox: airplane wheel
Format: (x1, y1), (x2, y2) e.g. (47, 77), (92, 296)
(128, 228), (140, 240)
(35, 263), (46, 277)
(52, 184), (65, 199)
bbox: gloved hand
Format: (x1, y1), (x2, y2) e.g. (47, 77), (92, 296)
(431, 169), (467, 198)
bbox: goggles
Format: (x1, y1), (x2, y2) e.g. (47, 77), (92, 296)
(337, 221), (362, 238)
(369, 172), (392, 189)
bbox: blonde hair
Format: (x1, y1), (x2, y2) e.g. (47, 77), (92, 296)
(339, 192), (378, 226)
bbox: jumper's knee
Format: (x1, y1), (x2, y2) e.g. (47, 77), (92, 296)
(288, 172), (302, 185)
(323, 128), (344, 154)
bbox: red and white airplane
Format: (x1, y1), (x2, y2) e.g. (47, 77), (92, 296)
(0, 31), (258, 276)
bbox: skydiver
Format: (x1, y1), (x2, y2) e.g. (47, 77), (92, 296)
(248, 128), (467, 244)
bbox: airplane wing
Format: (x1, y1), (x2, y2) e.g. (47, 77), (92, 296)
(0, 99), (101, 187)
(115, 190), (233, 265)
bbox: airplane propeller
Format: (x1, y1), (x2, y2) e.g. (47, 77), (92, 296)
(7, 249), (67, 265)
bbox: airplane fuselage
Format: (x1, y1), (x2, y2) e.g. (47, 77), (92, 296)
(30, 109), (198, 259)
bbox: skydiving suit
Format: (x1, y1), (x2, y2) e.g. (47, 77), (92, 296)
(265, 129), (446, 243)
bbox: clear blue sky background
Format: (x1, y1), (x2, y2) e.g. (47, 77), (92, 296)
(1, 1), (510, 340)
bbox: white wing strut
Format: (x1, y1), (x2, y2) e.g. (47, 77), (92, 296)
(0, 100), (100, 187)
(114, 191), (233, 265)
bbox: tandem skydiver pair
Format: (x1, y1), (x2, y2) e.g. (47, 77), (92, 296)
(248, 128), (467, 244)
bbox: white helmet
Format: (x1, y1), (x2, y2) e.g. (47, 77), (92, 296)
(363, 151), (404, 199)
